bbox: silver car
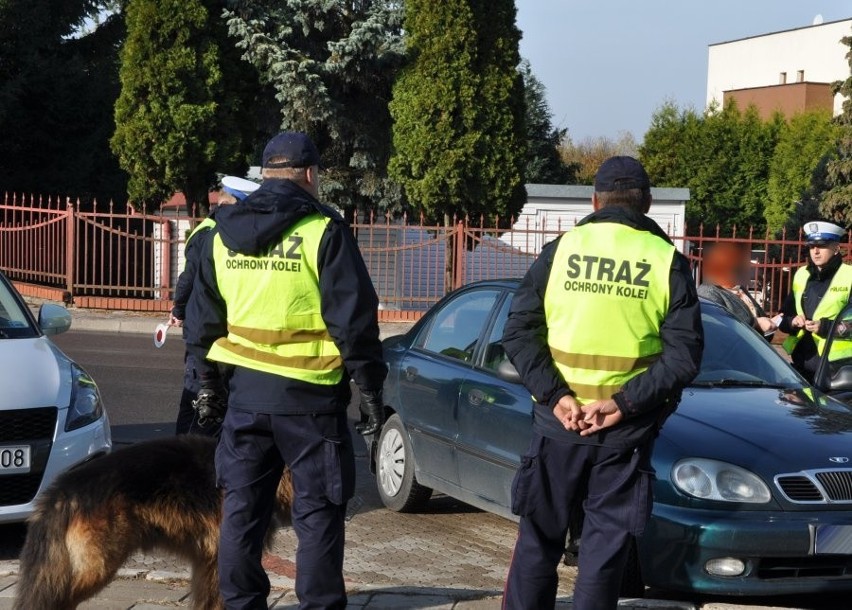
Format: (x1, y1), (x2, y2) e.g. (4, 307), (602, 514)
(0, 271), (111, 524)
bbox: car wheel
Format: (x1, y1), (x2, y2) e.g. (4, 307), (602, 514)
(620, 537), (645, 598)
(376, 414), (432, 512)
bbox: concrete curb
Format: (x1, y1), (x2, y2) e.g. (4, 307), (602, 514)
(25, 297), (418, 339)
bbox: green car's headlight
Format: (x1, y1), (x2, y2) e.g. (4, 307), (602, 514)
(672, 458), (771, 503)
(65, 364), (104, 431)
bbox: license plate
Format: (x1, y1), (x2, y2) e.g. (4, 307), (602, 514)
(814, 524), (852, 554)
(0, 445), (31, 474)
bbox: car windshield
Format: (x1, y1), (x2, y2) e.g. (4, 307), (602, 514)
(692, 304), (801, 388)
(0, 274), (38, 339)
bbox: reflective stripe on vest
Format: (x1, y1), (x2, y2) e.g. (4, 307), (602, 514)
(782, 264), (852, 357)
(205, 214), (343, 385)
(543, 222), (675, 404)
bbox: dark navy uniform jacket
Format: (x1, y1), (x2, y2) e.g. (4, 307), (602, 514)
(185, 178), (386, 415)
(502, 206), (704, 449)
(778, 253), (845, 378)
(172, 209), (219, 323)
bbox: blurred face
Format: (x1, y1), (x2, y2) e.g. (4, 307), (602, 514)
(703, 242), (749, 288)
(808, 242), (838, 268)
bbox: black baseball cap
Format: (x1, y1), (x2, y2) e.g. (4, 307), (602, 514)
(262, 132), (322, 169)
(594, 156), (651, 192)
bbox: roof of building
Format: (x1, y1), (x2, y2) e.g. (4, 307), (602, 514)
(709, 17), (852, 48)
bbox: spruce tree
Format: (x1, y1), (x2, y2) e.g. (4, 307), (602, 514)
(111, 0), (256, 213)
(224, 0), (405, 212)
(388, 0), (526, 224)
(0, 0), (127, 204)
(820, 33), (852, 227)
(765, 110), (837, 233)
(640, 100), (780, 234)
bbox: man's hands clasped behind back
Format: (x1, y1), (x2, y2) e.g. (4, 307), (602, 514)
(553, 394), (624, 436)
(579, 398), (624, 435)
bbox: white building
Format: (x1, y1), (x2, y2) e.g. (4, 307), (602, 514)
(506, 184), (689, 254)
(706, 17), (851, 119)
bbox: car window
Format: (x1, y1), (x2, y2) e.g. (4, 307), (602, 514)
(0, 276), (37, 338)
(696, 306), (801, 386)
(482, 295), (512, 372)
(419, 289), (499, 363)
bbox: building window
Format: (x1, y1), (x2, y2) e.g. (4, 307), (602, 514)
(779, 72), (787, 84)
(797, 70), (805, 83)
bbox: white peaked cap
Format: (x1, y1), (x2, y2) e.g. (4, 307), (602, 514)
(804, 220), (846, 243)
(221, 176), (260, 200)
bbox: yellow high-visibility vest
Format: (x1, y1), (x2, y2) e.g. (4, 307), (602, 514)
(206, 213), (343, 385)
(543, 222), (675, 404)
(187, 217), (217, 245)
(783, 264), (852, 360)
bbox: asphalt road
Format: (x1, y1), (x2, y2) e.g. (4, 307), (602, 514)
(48, 328), (369, 443)
(52, 328), (188, 442)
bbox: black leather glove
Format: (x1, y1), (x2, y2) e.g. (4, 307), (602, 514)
(355, 389), (385, 436)
(192, 380), (227, 429)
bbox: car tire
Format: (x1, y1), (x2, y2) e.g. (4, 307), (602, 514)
(620, 537), (645, 598)
(376, 414), (432, 512)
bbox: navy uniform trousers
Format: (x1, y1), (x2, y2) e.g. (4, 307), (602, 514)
(175, 353), (204, 435)
(216, 408), (355, 610)
(503, 431), (653, 610)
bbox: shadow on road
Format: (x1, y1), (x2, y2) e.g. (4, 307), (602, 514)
(421, 494), (486, 515)
(0, 523), (26, 560)
(645, 586), (850, 610)
(353, 586), (503, 606)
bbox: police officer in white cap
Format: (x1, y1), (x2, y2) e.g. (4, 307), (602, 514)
(779, 220), (852, 382)
(171, 175), (259, 434)
(220, 175), (261, 204)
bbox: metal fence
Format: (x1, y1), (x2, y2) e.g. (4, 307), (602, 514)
(1, 192), (848, 320)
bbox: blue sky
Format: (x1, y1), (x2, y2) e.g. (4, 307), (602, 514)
(515, 1), (852, 143)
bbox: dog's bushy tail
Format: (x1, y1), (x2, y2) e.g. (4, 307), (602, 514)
(15, 488), (77, 610)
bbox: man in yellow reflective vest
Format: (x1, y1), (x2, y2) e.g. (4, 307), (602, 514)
(779, 220), (852, 384)
(170, 176), (258, 435)
(186, 132), (387, 609)
(501, 156), (703, 610)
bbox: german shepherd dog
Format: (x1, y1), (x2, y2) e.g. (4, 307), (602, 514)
(14, 434), (293, 610)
